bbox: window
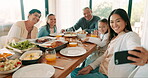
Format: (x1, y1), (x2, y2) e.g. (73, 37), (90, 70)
(0, 0), (21, 36)
(131, 0), (146, 37)
(56, 0), (89, 32)
(92, 0), (128, 19)
(23, 0), (46, 28)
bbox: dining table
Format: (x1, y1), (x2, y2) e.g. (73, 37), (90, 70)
(5, 36), (97, 78)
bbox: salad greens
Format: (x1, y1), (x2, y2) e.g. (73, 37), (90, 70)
(9, 40), (35, 50)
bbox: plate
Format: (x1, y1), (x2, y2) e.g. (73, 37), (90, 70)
(38, 40), (68, 52)
(0, 48), (15, 58)
(0, 59), (22, 74)
(50, 33), (64, 37)
(34, 37), (54, 44)
(64, 34), (77, 37)
(19, 50), (42, 65)
(12, 63), (55, 78)
(7, 40), (35, 53)
(60, 47), (86, 56)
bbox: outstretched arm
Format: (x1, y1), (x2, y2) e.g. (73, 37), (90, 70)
(128, 47), (148, 66)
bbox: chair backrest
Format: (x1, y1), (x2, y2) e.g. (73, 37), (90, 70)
(128, 66), (140, 78)
(128, 64), (148, 78)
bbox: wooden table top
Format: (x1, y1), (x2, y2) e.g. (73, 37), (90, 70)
(5, 42), (96, 78)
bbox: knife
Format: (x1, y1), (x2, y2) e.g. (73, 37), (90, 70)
(52, 65), (64, 70)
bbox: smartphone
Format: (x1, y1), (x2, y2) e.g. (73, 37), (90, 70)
(114, 50), (140, 65)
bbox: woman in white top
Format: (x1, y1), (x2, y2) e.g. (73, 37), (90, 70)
(82, 18), (110, 67)
(7, 9), (41, 43)
(71, 8), (141, 78)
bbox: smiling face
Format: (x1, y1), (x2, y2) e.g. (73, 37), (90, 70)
(28, 12), (41, 24)
(47, 15), (56, 28)
(98, 22), (108, 34)
(83, 8), (93, 21)
(110, 14), (127, 34)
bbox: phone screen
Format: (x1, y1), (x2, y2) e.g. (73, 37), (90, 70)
(114, 50), (140, 65)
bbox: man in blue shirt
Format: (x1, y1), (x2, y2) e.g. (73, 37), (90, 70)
(62, 7), (100, 34)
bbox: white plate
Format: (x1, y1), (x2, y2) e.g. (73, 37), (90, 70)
(6, 45), (33, 54)
(60, 47), (86, 56)
(12, 64), (55, 78)
(0, 48), (15, 55)
(50, 33), (64, 37)
(64, 34), (77, 37)
(39, 36), (56, 40)
(19, 50), (42, 60)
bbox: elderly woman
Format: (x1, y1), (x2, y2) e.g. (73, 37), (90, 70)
(7, 9), (41, 43)
(38, 14), (56, 38)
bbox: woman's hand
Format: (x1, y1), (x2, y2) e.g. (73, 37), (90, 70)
(128, 47), (148, 66)
(61, 29), (66, 33)
(77, 65), (93, 75)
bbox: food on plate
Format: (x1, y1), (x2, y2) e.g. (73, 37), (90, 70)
(51, 41), (64, 48)
(0, 59), (21, 71)
(22, 52), (40, 60)
(64, 34), (77, 37)
(43, 41), (64, 48)
(35, 38), (49, 43)
(9, 40), (35, 50)
(0, 53), (12, 58)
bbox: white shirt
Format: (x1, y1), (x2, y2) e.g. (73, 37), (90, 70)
(89, 32), (141, 78)
(88, 33), (109, 47)
(7, 21), (38, 43)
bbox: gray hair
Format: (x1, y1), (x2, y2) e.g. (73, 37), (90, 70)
(83, 7), (91, 11)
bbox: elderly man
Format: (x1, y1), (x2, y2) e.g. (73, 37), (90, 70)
(62, 7), (100, 34)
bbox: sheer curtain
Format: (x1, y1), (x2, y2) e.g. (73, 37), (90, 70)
(141, 0), (148, 49)
(56, 0), (89, 32)
(129, 0), (148, 78)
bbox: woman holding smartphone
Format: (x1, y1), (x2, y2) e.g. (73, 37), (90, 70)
(71, 8), (141, 78)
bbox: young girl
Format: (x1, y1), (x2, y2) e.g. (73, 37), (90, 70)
(82, 18), (110, 67)
(38, 14), (56, 38)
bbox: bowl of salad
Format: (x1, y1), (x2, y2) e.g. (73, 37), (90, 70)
(7, 40), (36, 53)
(0, 59), (22, 74)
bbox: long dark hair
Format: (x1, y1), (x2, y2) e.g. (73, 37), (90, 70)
(45, 14), (56, 32)
(108, 8), (132, 41)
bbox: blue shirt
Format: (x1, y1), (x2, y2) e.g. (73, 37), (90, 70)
(38, 25), (56, 38)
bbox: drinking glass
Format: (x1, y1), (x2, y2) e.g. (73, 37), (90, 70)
(69, 42), (78, 47)
(69, 38), (78, 47)
(45, 49), (56, 61)
(90, 30), (98, 37)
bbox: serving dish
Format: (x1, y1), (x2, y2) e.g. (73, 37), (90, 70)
(6, 40), (35, 53)
(19, 50), (42, 65)
(38, 40), (68, 52)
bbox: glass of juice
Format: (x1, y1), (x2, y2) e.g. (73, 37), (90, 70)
(45, 49), (56, 61)
(69, 42), (78, 47)
(90, 30), (97, 37)
(56, 33), (63, 37)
